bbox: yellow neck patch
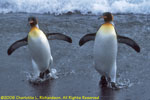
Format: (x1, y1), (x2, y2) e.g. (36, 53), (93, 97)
(28, 27), (40, 38)
(98, 23), (115, 34)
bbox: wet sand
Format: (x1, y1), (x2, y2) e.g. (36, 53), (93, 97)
(0, 13), (149, 100)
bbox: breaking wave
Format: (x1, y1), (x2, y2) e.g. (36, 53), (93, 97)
(0, 0), (149, 15)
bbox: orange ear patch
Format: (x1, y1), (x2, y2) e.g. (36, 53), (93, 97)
(29, 20), (34, 24)
(101, 16), (107, 19)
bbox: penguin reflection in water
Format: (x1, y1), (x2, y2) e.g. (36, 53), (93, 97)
(79, 12), (140, 89)
(7, 17), (72, 79)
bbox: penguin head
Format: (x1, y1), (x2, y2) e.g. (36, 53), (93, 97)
(28, 17), (38, 27)
(101, 12), (113, 22)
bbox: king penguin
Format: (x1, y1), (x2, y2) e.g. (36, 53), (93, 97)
(7, 17), (72, 79)
(79, 12), (140, 89)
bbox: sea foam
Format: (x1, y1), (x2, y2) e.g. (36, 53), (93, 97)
(0, 0), (149, 14)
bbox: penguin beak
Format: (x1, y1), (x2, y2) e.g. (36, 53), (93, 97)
(98, 16), (107, 19)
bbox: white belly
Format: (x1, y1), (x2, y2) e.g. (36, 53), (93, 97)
(94, 31), (117, 81)
(28, 33), (52, 72)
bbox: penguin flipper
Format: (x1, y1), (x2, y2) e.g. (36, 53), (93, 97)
(79, 33), (96, 46)
(7, 37), (28, 55)
(117, 35), (140, 52)
(46, 33), (72, 43)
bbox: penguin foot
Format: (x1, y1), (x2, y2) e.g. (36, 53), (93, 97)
(39, 72), (44, 79)
(44, 69), (51, 78)
(110, 82), (119, 90)
(45, 69), (50, 74)
(99, 76), (108, 88)
(39, 69), (51, 79)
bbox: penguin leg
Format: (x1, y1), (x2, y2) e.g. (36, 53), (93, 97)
(41, 57), (53, 78)
(111, 82), (118, 89)
(45, 56), (53, 76)
(39, 69), (50, 79)
(32, 59), (45, 79)
(99, 75), (108, 87)
(39, 72), (45, 79)
(44, 69), (50, 75)
(108, 63), (119, 89)
(108, 62), (117, 84)
(107, 77), (119, 90)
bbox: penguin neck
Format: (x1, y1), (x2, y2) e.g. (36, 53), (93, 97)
(30, 24), (39, 31)
(36, 24), (39, 28)
(110, 21), (115, 26)
(104, 21), (115, 26)
(30, 26), (39, 32)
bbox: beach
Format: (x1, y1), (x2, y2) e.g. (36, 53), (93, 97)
(0, 13), (149, 99)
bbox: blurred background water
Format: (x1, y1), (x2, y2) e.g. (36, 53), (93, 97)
(0, 0), (149, 14)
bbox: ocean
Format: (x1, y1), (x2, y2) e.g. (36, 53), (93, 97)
(0, 0), (150, 14)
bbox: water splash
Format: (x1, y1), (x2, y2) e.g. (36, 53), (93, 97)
(0, 0), (149, 14)
(25, 68), (58, 84)
(116, 78), (134, 89)
(57, 70), (76, 77)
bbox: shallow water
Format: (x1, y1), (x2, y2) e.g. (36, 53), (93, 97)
(26, 68), (58, 85)
(0, 13), (149, 99)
